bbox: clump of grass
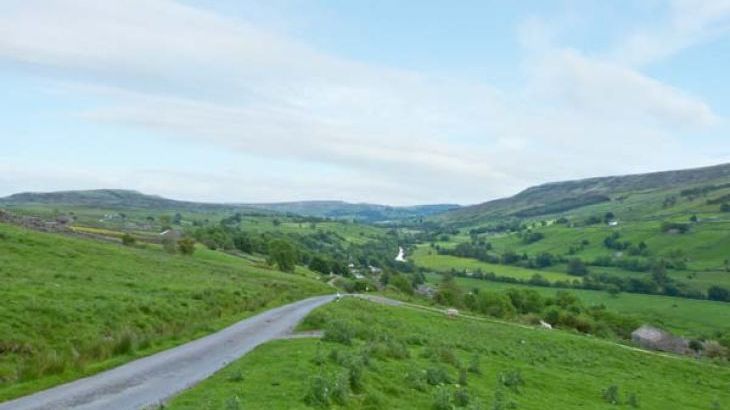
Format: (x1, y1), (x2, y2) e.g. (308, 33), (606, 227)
(602, 385), (621, 405)
(224, 396), (242, 410)
(432, 386), (453, 410)
(454, 387), (470, 406)
(112, 329), (137, 356)
(323, 320), (355, 345)
(304, 375), (331, 407)
(426, 366), (452, 385)
(227, 370), (244, 383)
(468, 354), (482, 375)
(499, 370), (524, 393)
(405, 369), (428, 392)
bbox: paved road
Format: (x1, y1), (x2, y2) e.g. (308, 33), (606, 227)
(0, 295), (336, 410)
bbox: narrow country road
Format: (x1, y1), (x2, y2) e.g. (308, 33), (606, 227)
(0, 295), (336, 410)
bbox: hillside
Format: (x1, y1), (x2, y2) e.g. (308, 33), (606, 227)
(440, 162), (730, 225)
(167, 298), (730, 409)
(0, 190), (258, 214)
(0, 223), (329, 400)
(247, 201), (459, 222)
(0, 190), (458, 223)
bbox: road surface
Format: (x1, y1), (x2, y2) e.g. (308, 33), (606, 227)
(0, 295), (336, 410)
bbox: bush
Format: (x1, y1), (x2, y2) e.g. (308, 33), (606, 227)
(323, 320), (356, 345)
(224, 396), (242, 410)
(499, 370), (524, 392)
(708, 286), (730, 302)
(177, 238), (196, 255)
(405, 369), (428, 391)
(121, 233), (136, 246)
(426, 366), (452, 385)
(432, 386), (453, 410)
(602, 385), (621, 405)
(567, 258), (589, 276)
(467, 354), (481, 375)
(331, 372), (350, 405)
(304, 375), (331, 407)
(453, 388), (470, 406)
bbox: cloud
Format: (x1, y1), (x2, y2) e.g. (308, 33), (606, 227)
(0, 0), (726, 204)
(611, 0), (730, 66)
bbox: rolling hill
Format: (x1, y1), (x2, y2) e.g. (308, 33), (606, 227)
(0, 190), (458, 223)
(439, 162), (730, 225)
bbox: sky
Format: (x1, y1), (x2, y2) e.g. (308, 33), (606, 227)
(0, 0), (729, 205)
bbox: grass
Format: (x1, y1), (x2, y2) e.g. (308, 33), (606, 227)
(0, 222), (330, 401)
(411, 244), (577, 283)
(424, 273), (730, 338)
(166, 298), (730, 409)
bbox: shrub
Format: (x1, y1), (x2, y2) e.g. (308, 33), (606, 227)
(499, 370), (524, 392)
(323, 320), (356, 345)
(567, 258), (589, 276)
(331, 372), (350, 405)
(304, 375), (331, 407)
(467, 354), (482, 375)
(454, 387), (470, 406)
(627, 392), (639, 408)
(432, 386), (453, 410)
(121, 233), (136, 246)
(426, 366), (452, 385)
(405, 369), (428, 391)
(602, 385), (621, 405)
(227, 369), (244, 383)
(459, 368), (468, 386)
(177, 238), (196, 255)
(224, 396), (242, 410)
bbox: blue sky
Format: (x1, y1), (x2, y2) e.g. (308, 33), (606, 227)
(0, 0), (729, 205)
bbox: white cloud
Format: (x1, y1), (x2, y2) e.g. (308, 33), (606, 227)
(611, 0), (730, 66)
(0, 0), (726, 204)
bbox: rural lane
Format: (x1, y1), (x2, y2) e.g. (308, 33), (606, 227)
(0, 295), (336, 410)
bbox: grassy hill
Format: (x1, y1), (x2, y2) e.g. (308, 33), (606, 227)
(439, 162), (730, 225)
(247, 201), (459, 223)
(0, 223), (330, 400)
(0, 190), (458, 223)
(166, 298), (729, 409)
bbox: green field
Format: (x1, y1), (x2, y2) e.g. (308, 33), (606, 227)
(424, 273), (730, 338)
(166, 298), (730, 409)
(411, 245), (578, 283)
(0, 223), (330, 400)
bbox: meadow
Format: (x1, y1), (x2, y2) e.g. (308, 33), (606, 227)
(424, 273), (730, 338)
(166, 298), (730, 409)
(0, 223), (330, 400)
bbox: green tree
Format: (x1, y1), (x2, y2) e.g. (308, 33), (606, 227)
(177, 238), (196, 255)
(268, 239), (298, 272)
(121, 233), (136, 246)
(567, 258), (589, 276)
(434, 274), (463, 307)
(308, 255), (330, 275)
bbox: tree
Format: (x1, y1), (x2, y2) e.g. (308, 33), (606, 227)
(604, 212), (615, 223)
(159, 215), (172, 230)
(177, 238), (196, 255)
(173, 212), (183, 225)
(534, 252), (555, 268)
(689, 214), (698, 223)
(390, 274), (414, 295)
(708, 285), (730, 302)
(308, 256), (330, 275)
(268, 239), (298, 272)
(567, 258), (589, 276)
(434, 274), (463, 307)
(121, 233), (136, 246)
